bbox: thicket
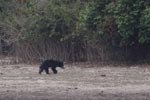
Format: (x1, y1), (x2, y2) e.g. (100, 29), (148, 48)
(0, 0), (150, 63)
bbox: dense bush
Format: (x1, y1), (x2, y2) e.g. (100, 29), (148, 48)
(0, 0), (150, 62)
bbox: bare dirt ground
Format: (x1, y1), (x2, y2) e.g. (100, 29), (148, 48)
(0, 63), (150, 100)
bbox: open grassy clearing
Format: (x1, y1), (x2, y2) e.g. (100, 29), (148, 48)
(0, 63), (150, 100)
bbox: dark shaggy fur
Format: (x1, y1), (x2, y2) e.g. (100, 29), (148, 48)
(39, 59), (64, 74)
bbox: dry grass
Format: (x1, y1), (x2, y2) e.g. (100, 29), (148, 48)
(0, 63), (150, 100)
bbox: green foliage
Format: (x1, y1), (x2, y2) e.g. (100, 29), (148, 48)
(82, 0), (150, 47)
(1, 0), (150, 60)
(139, 6), (150, 44)
(111, 0), (144, 46)
(23, 0), (150, 48)
(22, 0), (86, 42)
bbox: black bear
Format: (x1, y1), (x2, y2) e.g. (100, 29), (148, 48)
(39, 59), (64, 74)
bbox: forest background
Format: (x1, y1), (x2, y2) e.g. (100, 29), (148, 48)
(0, 0), (150, 63)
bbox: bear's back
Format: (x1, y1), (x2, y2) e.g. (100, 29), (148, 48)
(41, 59), (59, 67)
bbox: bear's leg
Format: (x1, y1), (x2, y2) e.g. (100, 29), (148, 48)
(39, 68), (44, 74)
(45, 68), (50, 74)
(51, 67), (57, 74)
